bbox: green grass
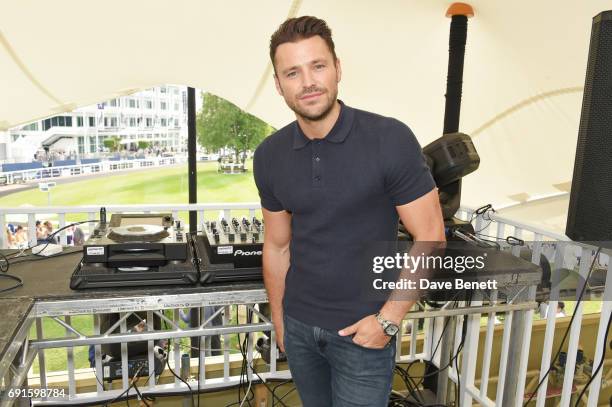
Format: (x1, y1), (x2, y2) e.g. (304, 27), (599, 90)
(30, 316), (93, 374)
(0, 160), (260, 208)
(0, 160), (262, 224)
(30, 306), (250, 373)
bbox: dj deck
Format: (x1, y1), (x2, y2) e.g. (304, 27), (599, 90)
(69, 213), (265, 289)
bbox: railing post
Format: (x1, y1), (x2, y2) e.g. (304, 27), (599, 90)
(586, 254), (612, 406)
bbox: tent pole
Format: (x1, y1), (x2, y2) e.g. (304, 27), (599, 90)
(187, 87), (197, 234)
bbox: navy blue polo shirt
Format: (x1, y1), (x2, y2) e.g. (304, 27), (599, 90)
(253, 101), (435, 331)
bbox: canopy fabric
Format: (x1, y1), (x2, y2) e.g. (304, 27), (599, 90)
(1, 1), (609, 233)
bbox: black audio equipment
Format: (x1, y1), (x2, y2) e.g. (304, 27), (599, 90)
(566, 11), (612, 246)
(70, 213), (198, 289)
(102, 355), (165, 382)
(194, 216), (264, 283)
(200, 217), (264, 268)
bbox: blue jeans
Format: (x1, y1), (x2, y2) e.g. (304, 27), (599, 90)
(283, 313), (396, 407)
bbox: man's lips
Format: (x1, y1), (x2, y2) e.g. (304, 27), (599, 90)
(300, 92), (323, 100)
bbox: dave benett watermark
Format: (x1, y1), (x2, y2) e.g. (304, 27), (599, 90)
(370, 251), (498, 291)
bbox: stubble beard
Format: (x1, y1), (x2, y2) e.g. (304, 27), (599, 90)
(287, 86), (338, 123)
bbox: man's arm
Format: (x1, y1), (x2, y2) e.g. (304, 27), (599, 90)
(261, 208), (292, 352)
(339, 188), (445, 348)
(378, 188), (446, 324)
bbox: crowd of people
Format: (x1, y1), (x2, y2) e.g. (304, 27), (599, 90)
(5, 220), (85, 249)
(33, 149), (77, 162)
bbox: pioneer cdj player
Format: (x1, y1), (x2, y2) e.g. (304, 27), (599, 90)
(70, 212), (199, 289)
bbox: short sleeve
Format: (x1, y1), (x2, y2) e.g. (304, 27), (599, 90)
(381, 121), (436, 206)
(253, 141), (285, 212)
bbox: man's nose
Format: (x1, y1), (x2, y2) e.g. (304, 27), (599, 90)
(300, 69), (316, 88)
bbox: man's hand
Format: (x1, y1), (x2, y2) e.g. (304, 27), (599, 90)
(273, 317), (285, 353)
(338, 314), (391, 349)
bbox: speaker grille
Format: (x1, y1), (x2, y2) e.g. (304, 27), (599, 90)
(566, 11), (612, 244)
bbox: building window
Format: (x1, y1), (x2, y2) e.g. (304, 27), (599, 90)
(104, 117), (118, 127)
(128, 99), (138, 108)
(88, 116), (96, 127)
(77, 116), (84, 127)
(146, 100), (153, 109)
(42, 116), (72, 130)
(160, 101), (167, 110)
(161, 118), (167, 127)
(160, 87), (167, 93)
(174, 103), (179, 111)
(21, 122), (38, 131)
(146, 118), (153, 127)
(89, 136), (97, 153)
(129, 117), (137, 127)
(110, 99), (118, 107)
(78, 136), (85, 154)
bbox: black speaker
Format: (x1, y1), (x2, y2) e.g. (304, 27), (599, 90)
(566, 11), (612, 245)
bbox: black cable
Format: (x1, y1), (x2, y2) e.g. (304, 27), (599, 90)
(473, 233), (524, 247)
(0, 273), (23, 294)
(407, 302), (457, 398)
(523, 247), (601, 406)
(238, 306), (290, 407)
(239, 306), (254, 407)
(392, 299), (462, 407)
(165, 344), (196, 407)
(7, 247), (82, 266)
(573, 309), (612, 406)
(6, 220), (98, 263)
(91, 367), (105, 391)
(132, 380), (151, 407)
(468, 204), (495, 225)
(103, 365), (145, 407)
(271, 379), (292, 407)
(455, 340), (460, 407)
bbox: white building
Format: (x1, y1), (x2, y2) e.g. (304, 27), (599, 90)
(0, 85), (188, 163)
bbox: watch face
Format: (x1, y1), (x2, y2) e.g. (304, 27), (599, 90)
(385, 324), (399, 336)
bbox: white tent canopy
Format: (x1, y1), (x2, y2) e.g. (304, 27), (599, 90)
(2, 0), (609, 234)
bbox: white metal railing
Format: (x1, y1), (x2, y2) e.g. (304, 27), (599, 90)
(0, 155), (187, 185)
(0, 203), (262, 250)
(455, 207), (611, 407)
(0, 204), (610, 406)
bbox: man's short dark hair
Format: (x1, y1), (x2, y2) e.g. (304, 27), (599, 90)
(269, 16), (337, 71)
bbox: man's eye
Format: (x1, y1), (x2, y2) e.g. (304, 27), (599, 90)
(287, 71), (297, 78)
(315, 64), (325, 70)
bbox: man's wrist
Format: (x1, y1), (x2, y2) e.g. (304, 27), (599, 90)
(375, 312), (400, 337)
(377, 310), (402, 326)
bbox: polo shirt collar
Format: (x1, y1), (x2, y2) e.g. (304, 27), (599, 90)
(292, 100), (354, 150)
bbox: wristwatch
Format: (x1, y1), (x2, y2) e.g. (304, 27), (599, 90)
(375, 313), (400, 337)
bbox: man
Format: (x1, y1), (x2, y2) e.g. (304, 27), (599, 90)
(253, 16), (445, 406)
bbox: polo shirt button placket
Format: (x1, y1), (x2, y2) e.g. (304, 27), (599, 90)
(312, 142), (322, 187)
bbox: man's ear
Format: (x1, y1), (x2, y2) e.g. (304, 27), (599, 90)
(335, 58), (342, 83)
(273, 73), (284, 96)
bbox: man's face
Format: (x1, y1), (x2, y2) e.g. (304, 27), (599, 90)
(273, 36), (341, 121)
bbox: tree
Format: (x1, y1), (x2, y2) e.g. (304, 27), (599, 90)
(196, 92), (274, 161)
(137, 141), (150, 150)
(103, 136), (122, 152)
